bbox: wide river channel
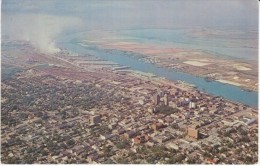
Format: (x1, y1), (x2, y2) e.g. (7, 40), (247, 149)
(59, 38), (258, 108)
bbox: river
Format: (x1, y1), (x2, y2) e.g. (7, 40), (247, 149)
(58, 37), (258, 108)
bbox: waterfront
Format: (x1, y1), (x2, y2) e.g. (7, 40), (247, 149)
(2, 0), (258, 164)
(60, 38), (258, 108)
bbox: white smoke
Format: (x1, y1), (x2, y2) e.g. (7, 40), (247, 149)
(2, 14), (83, 54)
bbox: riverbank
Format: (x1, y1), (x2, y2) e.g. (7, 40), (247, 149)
(61, 41), (258, 107)
(96, 42), (257, 92)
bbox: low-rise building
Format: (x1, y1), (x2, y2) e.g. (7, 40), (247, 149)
(187, 127), (200, 139)
(132, 134), (149, 145)
(151, 122), (166, 131)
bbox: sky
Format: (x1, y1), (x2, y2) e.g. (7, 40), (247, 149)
(1, 0), (258, 53)
(2, 0), (258, 29)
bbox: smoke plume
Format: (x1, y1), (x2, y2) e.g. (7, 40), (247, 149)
(2, 14), (83, 54)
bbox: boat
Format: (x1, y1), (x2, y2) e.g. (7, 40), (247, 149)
(204, 76), (215, 82)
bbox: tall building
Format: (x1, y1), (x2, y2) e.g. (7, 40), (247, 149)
(89, 115), (101, 125)
(164, 94), (169, 106)
(159, 91), (164, 97)
(154, 94), (160, 105)
(189, 102), (196, 109)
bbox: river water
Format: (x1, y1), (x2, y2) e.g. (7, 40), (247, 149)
(58, 35), (258, 108)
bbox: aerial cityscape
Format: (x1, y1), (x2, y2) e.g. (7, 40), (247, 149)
(1, 0), (258, 164)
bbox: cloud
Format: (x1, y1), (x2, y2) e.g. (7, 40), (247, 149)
(2, 13), (83, 54)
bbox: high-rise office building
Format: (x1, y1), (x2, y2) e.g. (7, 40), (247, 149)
(89, 115), (101, 125)
(164, 94), (169, 106)
(154, 94), (160, 105)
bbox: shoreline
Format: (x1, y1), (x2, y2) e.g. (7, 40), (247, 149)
(106, 48), (258, 93)
(64, 42), (258, 107)
(216, 79), (241, 87)
(162, 64), (257, 93)
(83, 37), (257, 93)
(148, 58), (257, 92)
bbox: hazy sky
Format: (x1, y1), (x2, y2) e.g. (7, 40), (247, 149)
(2, 0), (258, 53)
(2, 0), (258, 30)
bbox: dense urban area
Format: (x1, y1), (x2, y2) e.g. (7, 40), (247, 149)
(1, 41), (258, 164)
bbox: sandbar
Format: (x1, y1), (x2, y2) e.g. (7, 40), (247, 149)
(217, 79), (241, 86)
(183, 60), (210, 66)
